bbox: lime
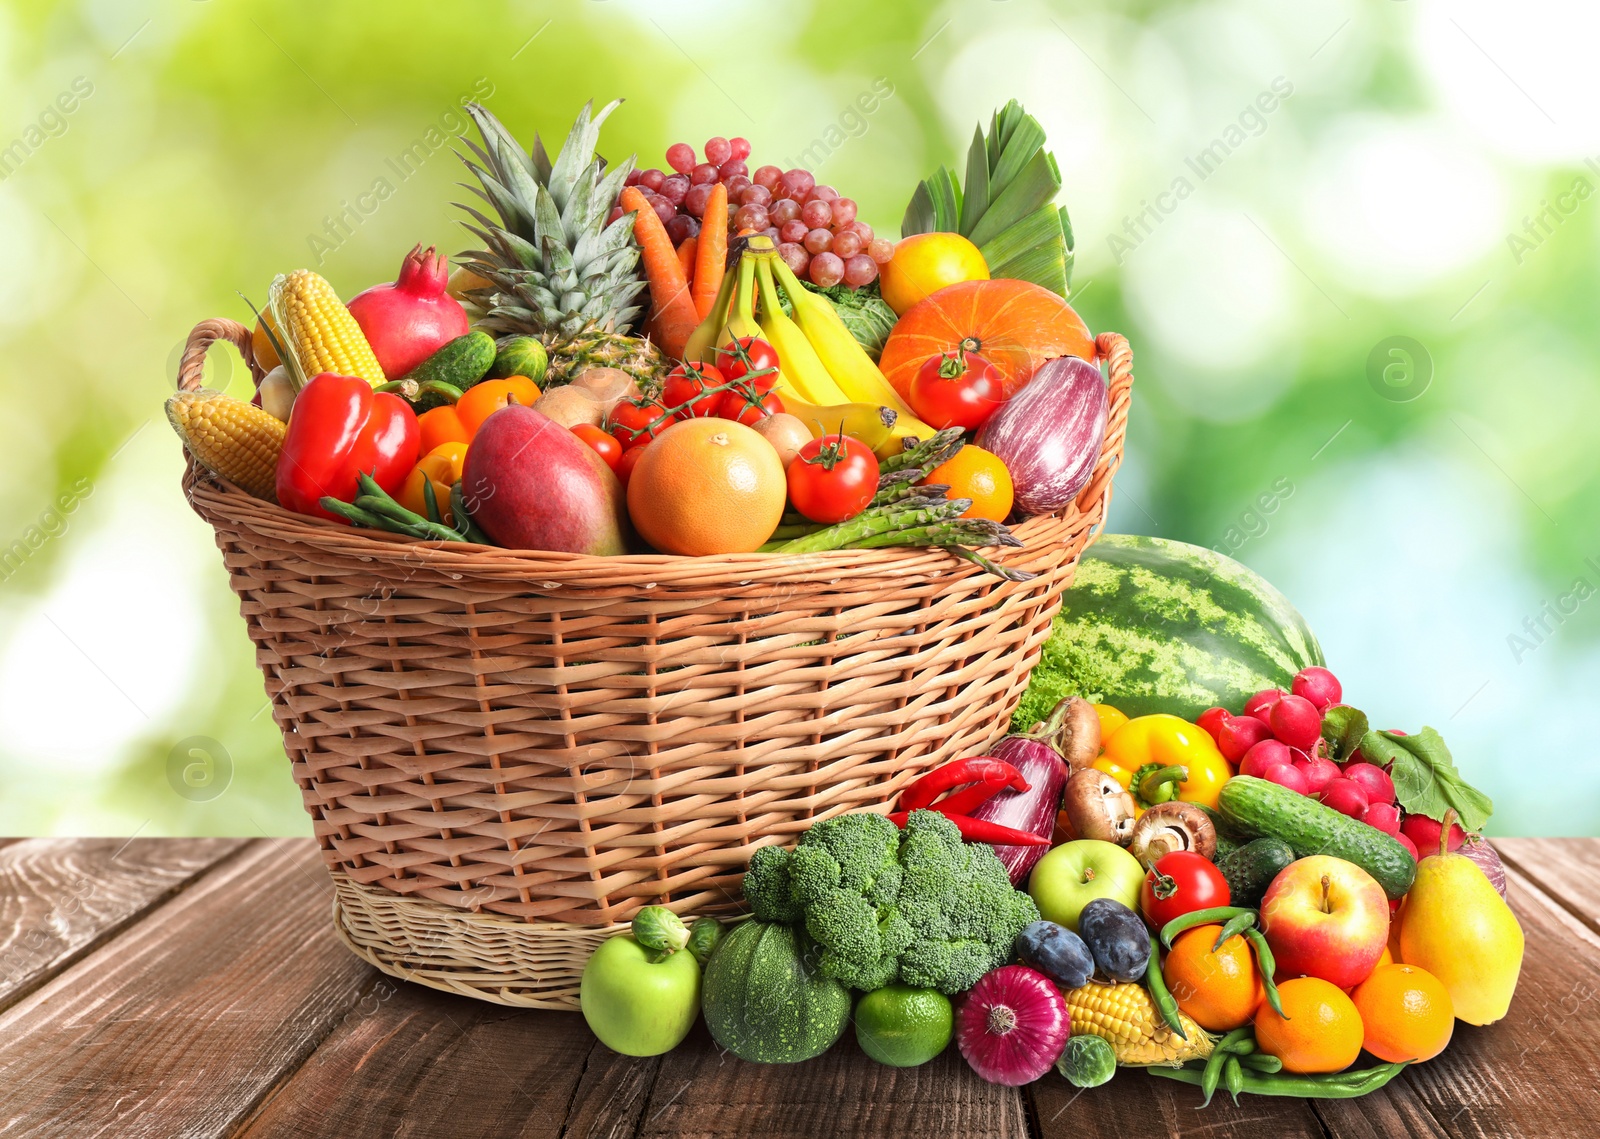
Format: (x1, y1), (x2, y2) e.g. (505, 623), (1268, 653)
(854, 984), (953, 1067)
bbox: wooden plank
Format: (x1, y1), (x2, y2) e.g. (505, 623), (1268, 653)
(637, 1022), (1026, 1139)
(1494, 837), (1600, 932)
(0, 836), (245, 1011)
(1031, 1062), (1329, 1138)
(237, 995), (604, 1138)
(0, 838), (380, 1138)
(1310, 857), (1600, 1139)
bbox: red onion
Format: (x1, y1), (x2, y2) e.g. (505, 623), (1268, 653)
(970, 729), (1069, 886)
(1460, 835), (1509, 899)
(975, 356), (1108, 516)
(955, 965), (1070, 1086)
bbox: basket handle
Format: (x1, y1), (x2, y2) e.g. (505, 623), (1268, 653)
(1070, 331), (1133, 528)
(177, 318), (260, 393)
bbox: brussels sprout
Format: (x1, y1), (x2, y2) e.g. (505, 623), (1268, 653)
(687, 917), (724, 966)
(632, 906), (690, 957)
(1056, 1033), (1117, 1088)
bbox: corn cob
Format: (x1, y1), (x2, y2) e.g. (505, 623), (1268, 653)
(1062, 980), (1213, 1066)
(165, 388), (284, 501)
(268, 269), (385, 390)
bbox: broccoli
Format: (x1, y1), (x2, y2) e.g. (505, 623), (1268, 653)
(736, 809), (1038, 995)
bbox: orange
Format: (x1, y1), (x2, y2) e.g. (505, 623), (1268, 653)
(880, 232), (989, 315)
(878, 278), (1096, 401)
(1351, 964), (1454, 1063)
(1254, 977), (1363, 1074)
(1375, 944), (1394, 970)
(627, 418), (785, 555)
(1162, 924), (1264, 1031)
(251, 313), (281, 372)
(923, 445), (1013, 522)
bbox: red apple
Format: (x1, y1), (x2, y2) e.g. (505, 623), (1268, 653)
(1260, 855), (1390, 990)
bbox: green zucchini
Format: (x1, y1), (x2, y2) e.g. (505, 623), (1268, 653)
(1216, 776), (1416, 900)
(403, 331), (496, 408)
(1214, 837), (1296, 908)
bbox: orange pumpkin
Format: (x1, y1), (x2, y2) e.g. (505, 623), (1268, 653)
(878, 279), (1096, 401)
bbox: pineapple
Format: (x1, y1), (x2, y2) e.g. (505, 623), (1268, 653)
(456, 99), (668, 391)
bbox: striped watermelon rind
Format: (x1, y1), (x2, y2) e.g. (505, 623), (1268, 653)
(1012, 534), (1324, 729)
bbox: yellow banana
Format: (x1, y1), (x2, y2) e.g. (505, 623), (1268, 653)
(682, 254), (739, 364)
(780, 394), (903, 453)
(714, 252), (762, 354)
(769, 255), (940, 447)
(754, 255), (850, 404)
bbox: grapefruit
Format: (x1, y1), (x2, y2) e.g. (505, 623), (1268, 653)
(880, 233), (989, 315)
(627, 419), (786, 555)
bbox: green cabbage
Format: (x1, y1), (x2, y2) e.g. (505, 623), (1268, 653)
(798, 281), (898, 361)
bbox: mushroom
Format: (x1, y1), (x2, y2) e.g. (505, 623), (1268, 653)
(1127, 802), (1217, 868)
(1061, 769), (1137, 846)
(1051, 697), (1103, 772)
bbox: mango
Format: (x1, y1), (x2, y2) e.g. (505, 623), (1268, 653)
(1399, 844), (1524, 1025)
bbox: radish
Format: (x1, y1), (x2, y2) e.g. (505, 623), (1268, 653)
(1342, 762), (1395, 806)
(1401, 813), (1464, 853)
(1217, 713), (1272, 763)
(347, 244), (470, 378)
(1295, 756), (1341, 795)
(954, 965), (1069, 1086)
(1240, 739), (1291, 779)
(1362, 801), (1403, 837)
(1243, 687), (1285, 721)
(1318, 777), (1370, 818)
(1395, 832), (1420, 862)
(1268, 694), (1322, 749)
(1263, 762), (1310, 794)
(1291, 666), (1342, 711)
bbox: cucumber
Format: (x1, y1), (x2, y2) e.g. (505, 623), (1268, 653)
(1214, 837), (1296, 908)
(403, 331), (496, 406)
(1216, 776), (1416, 900)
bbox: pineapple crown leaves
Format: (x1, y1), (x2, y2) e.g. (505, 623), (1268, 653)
(453, 99), (645, 336)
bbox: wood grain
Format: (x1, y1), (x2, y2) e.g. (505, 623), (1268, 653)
(0, 836), (243, 1011)
(1495, 837), (1600, 932)
(1030, 1063), (1330, 1138)
(0, 838), (378, 1139)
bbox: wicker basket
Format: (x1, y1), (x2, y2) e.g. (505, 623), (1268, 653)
(176, 318), (1133, 1008)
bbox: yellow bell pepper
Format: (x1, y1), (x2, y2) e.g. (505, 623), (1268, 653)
(1092, 703), (1130, 740)
(1094, 713), (1233, 813)
(398, 441), (468, 525)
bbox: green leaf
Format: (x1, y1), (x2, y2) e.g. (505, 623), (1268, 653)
(990, 111), (1048, 192)
(1320, 705), (1369, 763)
(980, 206), (1068, 295)
(901, 181), (936, 238)
(1358, 727), (1494, 832)
(930, 166), (962, 232)
(1059, 205), (1076, 292)
(960, 125), (990, 238)
(968, 148), (1060, 248)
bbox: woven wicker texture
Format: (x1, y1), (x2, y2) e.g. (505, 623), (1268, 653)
(178, 318), (1133, 930)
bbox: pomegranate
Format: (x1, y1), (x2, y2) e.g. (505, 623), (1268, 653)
(347, 243), (470, 378)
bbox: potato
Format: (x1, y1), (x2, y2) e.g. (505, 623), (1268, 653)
(534, 385), (606, 429)
(568, 368), (639, 413)
(753, 413), (812, 468)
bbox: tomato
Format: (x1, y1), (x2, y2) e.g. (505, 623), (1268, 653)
(1140, 851), (1231, 930)
(715, 388), (784, 425)
(608, 397), (671, 448)
(615, 443), (646, 487)
(908, 349), (1006, 431)
(786, 433), (879, 523)
(715, 337), (781, 392)
(662, 361), (726, 417)
(571, 423), (622, 469)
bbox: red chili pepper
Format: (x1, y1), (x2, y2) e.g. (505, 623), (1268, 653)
(899, 758), (1028, 814)
(887, 808), (1050, 847)
(277, 372), (420, 522)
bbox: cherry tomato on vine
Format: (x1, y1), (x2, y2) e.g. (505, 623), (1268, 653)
(715, 388), (784, 425)
(662, 361), (726, 418)
(570, 423), (622, 470)
(614, 443), (646, 487)
(787, 433), (879, 523)
(1140, 851), (1231, 929)
(908, 349), (1007, 431)
(607, 396), (671, 448)
(716, 337), (781, 392)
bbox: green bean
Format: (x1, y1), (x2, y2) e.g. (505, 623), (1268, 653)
(318, 497), (389, 529)
(1212, 910), (1257, 952)
(1147, 1060), (1410, 1100)
(1244, 928), (1286, 1019)
(1160, 906), (1256, 950)
(1239, 1053), (1283, 1073)
(1198, 1028), (1253, 1108)
(1224, 1056), (1245, 1104)
(422, 477), (443, 525)
(1144, 933), (1187, 1040)
(1222, 1035), (1256, 1056)
(448, 483), (493, 545)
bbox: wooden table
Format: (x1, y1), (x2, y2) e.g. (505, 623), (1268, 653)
(0, 837), (1592, 1137)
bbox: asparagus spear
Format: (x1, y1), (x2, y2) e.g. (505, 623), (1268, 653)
(767, 499), (973, 554)
(877, 427), (965, 476)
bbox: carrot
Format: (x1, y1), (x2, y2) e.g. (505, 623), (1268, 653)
(692, 183), (728, 320)
(620, 186), (698, 359)
(677, 235), (698, 289)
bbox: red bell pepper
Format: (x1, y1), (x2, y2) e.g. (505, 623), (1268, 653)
(276, 372), (420, 522)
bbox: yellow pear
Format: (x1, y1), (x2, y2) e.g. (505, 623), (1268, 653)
(1400, 839), (1524, 1025)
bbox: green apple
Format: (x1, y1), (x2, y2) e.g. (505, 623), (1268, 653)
(1028, 840), (1146, 932)
(580, 934), (701, 1056)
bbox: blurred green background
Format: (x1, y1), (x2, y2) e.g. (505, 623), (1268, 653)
(1, 0), (1594, 838)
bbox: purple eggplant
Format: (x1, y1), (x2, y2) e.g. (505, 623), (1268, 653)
(977, 356), (1109, 516)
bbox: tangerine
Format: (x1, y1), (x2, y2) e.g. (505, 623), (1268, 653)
(923, 445), (1013, 522)
(1254, 976), (1363, 1074)
(1351, 964), (1455, 1063)
(1161, 924), (1264, 1031)
(878, 278), (1095, 401)
(627, 418), (785, 555)
(880, 232), (989, 315)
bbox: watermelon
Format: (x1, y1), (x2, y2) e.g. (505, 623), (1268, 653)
(1012, 535), (1324, 728)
